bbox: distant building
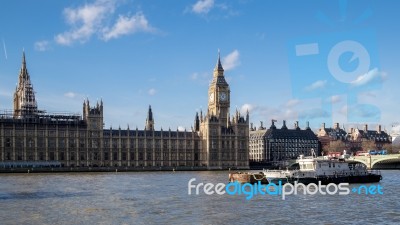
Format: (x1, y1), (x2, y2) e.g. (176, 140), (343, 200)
(265, 120), (319, 161)
(317, 122), (348, 151)
(249, 122), (267, 162)
(249, 120), (319, 162)
(0, 51), (249, 169)
(348, 124), (391, 150)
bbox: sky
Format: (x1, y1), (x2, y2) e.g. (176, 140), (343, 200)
(0, 0), (400, 134)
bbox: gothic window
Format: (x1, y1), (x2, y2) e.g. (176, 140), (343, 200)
(69, 139), (76, 148)
(211, 140), (217, 149)
(79, 139), (85, 148)
(39, 152), (44, 160)
(59, 152), (65, 161)
(5, 138), (11, 147)
(80, 153), (85, 161)
(130, 152), (135, 160)
(50, 152), (55, 161)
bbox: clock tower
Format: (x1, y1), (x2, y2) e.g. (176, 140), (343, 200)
(208, 51), (230, 125)
(198, 51), (249, 170)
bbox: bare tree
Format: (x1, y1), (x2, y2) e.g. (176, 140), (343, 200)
(383, 143), (400, 154)
(361, 140), (376, 152)
(324, 140), (346, 154)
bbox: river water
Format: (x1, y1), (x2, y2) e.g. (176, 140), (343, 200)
(0, 170), (399, 225)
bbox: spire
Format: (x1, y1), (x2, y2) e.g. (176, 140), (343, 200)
(13, 51), (38, 118)
(19, 50), (30, 82)
(145, 105), (154, 130)
(147, 105), (153, 121)
(22, 50), (26, 67)
(214, 49), (224, 73)
(194, 112), (200, 131)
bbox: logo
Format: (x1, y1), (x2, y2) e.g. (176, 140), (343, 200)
(287, 1), (382, 124)
(188, 178), (383, 200)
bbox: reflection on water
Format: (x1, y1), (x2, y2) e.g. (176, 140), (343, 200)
(0, 170), (399, 225)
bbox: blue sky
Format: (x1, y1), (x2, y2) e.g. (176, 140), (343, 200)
(0, 0), (399, 133)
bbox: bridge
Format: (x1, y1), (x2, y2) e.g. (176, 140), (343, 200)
(285, 154), (400, 169)
(347, 154), (400, 169)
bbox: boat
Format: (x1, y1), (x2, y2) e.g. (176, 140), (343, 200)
(229, 171), (268, 184)
(229, 149), (382, 185)
(263, 150), (382, 185)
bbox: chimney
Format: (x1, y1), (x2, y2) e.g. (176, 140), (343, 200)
(282, 120), (287, 129)
(377, 125), (382, 134)
(364, 124), (368, 131)
(322, 123), (325, 129)
(260, 121), (264, 129)
(294, 121), (299, 129)
(250, 123), (254, 131)
(334, 123), (339, 130)
(350, 128), (354, 133)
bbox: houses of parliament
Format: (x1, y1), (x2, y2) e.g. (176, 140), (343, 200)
(0, 52), (250, 170)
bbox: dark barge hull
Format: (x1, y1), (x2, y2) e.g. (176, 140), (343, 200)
(267, 174), (382, 185)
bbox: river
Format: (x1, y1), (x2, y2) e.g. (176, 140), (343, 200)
(0, 170), (399, 224)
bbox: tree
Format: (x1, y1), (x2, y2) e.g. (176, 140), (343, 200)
(323, 140), (346, 155)
(361, 140), (376, 152)
(382, 143), (400, 154)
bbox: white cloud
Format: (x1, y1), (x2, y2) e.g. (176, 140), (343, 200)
(191, 73), (199, 80)
(331, 95), (341, 104)
(391, 125), (400, 136)
(240, 103), (255, 114)
(192, 0), (214, 14)
(34, 41), (50, 51)
(286, 99), (300, 107)
(64, 92), (77, 98)
(55, 0), (115, 45)
(222, 49), (240, 71)
(102, 12), (154, 41)
(54, 0), (155, 45)
(177, 126), (185, 131)
(64, 92), (85, 99)
(298, 108), (330, 120)
(305, 80), (327, 91)
(148, 88), (157, 96)
(351, 68), (384, 87)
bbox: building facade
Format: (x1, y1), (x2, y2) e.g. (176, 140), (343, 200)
(317, 122), (348, 152)
(0, 52), (249, 169)
(317, 122), (391, 153)
(249, 120), (319, 163)
(347, 124), (391, 151)
(265, 120), (319, 161)
(249, 122), (267, 162)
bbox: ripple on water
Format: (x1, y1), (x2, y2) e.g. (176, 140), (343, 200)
(0, 170), (399, 224)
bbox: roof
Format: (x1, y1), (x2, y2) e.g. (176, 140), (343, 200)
(265, 128), (318, 140)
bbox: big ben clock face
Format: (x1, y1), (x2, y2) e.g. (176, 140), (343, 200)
(219, 92), (227, 101)
(209, 93), (214, 102)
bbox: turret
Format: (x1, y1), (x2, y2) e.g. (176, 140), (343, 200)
(194, 112), (200, 131)
(145, 105), (154, 131)
(83, 98), (103, 130)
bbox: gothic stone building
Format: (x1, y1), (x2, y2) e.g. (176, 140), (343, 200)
(0, 52), (249, 169)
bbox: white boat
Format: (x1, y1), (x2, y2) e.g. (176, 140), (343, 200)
(263, 150), (382, 185)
